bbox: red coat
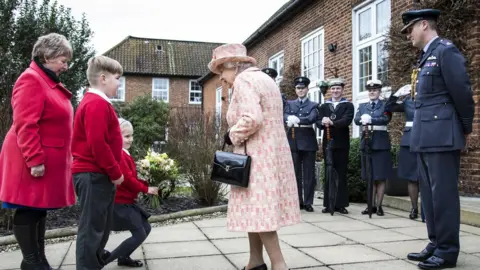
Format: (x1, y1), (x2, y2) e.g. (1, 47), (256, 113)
(0, 62), (76, 208)
(115, 150), (149, 204)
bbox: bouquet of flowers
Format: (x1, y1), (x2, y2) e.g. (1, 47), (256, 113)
(138, 149), (179, 208)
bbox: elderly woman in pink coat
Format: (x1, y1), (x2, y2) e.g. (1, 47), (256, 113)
(208, 44), (301, 270)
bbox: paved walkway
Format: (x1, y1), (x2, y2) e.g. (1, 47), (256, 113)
(1, 201), (480, 269)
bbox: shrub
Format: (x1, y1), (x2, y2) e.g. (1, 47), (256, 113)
(165, 108), (227, 206)
(319, 137), (400, 203)
(117, 96), (169, 160)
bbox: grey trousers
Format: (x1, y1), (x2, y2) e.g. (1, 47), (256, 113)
(74, 173), (116, 270)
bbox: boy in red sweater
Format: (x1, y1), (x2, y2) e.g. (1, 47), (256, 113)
(72, 55), (125, 270)
(103, 118), (158, 267)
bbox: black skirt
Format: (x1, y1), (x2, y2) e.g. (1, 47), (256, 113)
(361, 149), (392, 181)
(112, 203), (151, 232)
(397, 146), (418, 181)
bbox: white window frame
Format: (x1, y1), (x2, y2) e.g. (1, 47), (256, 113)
(352, 0), (391, 137)
(189, 80), (202, 104)
(301, 27), (325, 140)
(110, 76), (126, 102)
(228, 88), (233, 103)
(268, 51), (284, 85)
(152, 78), (169, 102)
(215, 87), (222, 129)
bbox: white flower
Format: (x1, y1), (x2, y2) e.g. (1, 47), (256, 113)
(169, 159), (174, 166)
(165, 165), (171, 171)
(140, 159), (150, 168)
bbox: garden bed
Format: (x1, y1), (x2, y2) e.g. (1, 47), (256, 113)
(0, 195), (227, 237)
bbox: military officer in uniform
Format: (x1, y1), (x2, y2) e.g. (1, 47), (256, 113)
(401, 9), (474, 269)
(316, 78), (354, 214)
(284, 76), (318, 212)
(384, 85), (421, 220)
(262, 67), (286, 107)
(354, 79), (392, 217)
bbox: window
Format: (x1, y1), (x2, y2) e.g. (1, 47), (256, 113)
(152, 78), (169, 102)
(228, 88), (233, 103)
(268, 51), (284, 84)
(354, 0), (391, 93)
(301, 28), (325, 86)
(110, 77), (125, 102)
(352, 0), (391, 137)
(215, 87), (222, 129)
(189, 80), (202, 104)
(301, 28), (325, 140)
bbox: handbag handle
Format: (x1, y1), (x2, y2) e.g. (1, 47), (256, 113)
(221, 138), (247, 155)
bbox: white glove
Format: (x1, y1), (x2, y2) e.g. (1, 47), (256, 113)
(394, 84), (411, 97)
(360, 114), (372, 125)
(288, 115), (300, 124)
(321, 117), (333, 126)
(286, 120), (294, 127)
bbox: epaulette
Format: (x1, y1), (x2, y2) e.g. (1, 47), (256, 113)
(438, 38), (455, 47)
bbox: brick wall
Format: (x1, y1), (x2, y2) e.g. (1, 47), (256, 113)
(124, 75), (201, 109)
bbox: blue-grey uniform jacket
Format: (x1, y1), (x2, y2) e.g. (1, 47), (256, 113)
(284, 98), (319, 152)
(384, 95), (415, 147)
(410, 38), (475, 152)
(354, 100), (391, 150)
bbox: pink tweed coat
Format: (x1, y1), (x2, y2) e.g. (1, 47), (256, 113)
(226, 67), (301, 232)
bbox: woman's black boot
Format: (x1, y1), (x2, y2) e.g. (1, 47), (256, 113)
(13, 223), (45, 270)
(37, 216), (52, 269)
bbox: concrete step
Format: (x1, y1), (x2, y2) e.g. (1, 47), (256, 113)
(383, 195), (480, 227)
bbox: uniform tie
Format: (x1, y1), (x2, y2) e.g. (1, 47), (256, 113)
(371, 102), (375, 109)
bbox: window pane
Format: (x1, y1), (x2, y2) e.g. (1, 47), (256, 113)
(359, 46), (372, 92)
(279, 56), (284, 76)
(377, 41), (389, 86)
(359, 8), (372, 41)
(308, 39), (313, 54)
(313, 36), (318, 51)
(376, 0), (389, 34)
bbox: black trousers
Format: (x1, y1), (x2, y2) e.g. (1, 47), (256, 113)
(322, 147), (349, 209)
(291, 150), (317, 206)
(74, 172), (116, 270)
(418, 151), (460, 264)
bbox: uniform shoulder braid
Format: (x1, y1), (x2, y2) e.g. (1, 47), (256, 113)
(438, 38), (456, 48)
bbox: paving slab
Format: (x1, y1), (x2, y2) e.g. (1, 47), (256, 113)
(460, 224), (480, 235)
(212, 237), (292, 254)
(143, 240), (220, 259)
(337, 229), (417, 244)
(300, 212), (353, 223)
(391, 226), (471, 239)
(367, 239), (430, 259)
(362, 217), (425, 228)
(143, 222), (207, 243)
(193, 218), (227, 228)
(300, 244), (394, 265)
(459, 235), (480, 254)
(226, 248), (323, 269)
(200, 226), (245, 239)
(278, 222), (326, 235)
(280, 232), (349, 248)
(312, 220), (381, 232)
(0, 241), (70, 270)
(331, 259), (418, 270)
(147, 255), (236, 270)
(405, 253), (480, 270)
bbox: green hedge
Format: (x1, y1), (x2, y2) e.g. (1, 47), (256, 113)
(319, 138), (400, 203)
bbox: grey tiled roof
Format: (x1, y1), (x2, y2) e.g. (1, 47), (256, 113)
(104, 36), (223, 77)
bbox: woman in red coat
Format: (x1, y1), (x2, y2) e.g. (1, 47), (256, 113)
(0, 33), (76, 270)
(102, 118), (158, 268)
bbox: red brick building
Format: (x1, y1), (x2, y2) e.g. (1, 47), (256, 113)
(198, 0), (480, 195)
(102, 36), (221, 109)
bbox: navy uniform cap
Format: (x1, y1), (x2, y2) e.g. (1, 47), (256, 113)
(261, 68), (278, 79)
(365, 79), (383, 90)
(294, 76), (310, 88)
(401, 9), (440, 34)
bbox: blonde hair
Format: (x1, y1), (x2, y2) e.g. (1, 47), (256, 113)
(118, 118), (133, 131)
(87, 55), (123, 86)
(31, 33), (73, 62)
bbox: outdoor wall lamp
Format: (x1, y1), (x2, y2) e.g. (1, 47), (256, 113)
(328, 43), (337, 52)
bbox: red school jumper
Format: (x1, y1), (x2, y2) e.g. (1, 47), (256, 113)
(71, 91), (123, 180)
(115, 150), (149, 204)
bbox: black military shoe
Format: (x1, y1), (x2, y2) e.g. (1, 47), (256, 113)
(300, 204), (305, 210)
(305, 205), (314, 212)
(410, 208), (419, 219)
(418, 255), (456, 269)
(361, 206), (376, 215)
(321, 208), (329, 213)
(377, 206), (384, 216)
(407, 249), (433, 262)
(335, 207), (348, 214)
(241, 263), (267, 270)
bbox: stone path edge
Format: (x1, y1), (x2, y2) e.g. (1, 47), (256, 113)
(0, 205), (227, 246)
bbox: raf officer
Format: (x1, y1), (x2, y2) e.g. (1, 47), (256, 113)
(354, 79), (392, 217)
(316, 78), (354, 214)
(284, 76), (318, 212)
(262, 67), (287, 107)
(401, 9), (475, 269)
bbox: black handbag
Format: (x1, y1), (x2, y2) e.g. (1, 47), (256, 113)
(210, 140), (251, 188)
